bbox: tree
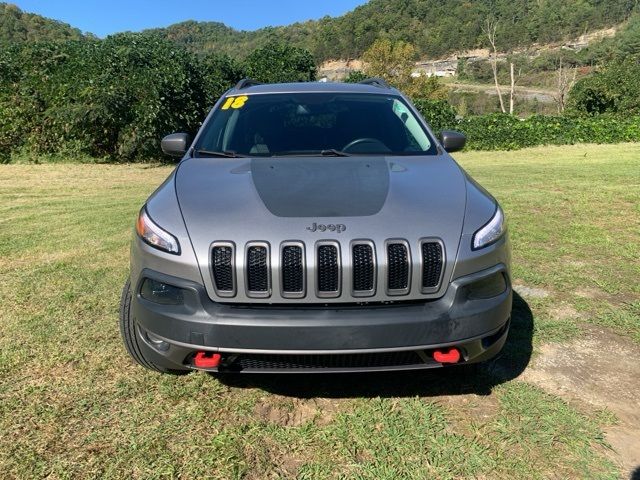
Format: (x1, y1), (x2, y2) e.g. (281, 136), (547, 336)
(244, 42), (316, 83)
(552, 58), (578, 113)
(361, 39), (448, 100)
(0, 33), (225, 160)
(568, 57), (640, 115)
(483, 18), (506, 114)
(362, 39), (416, 92)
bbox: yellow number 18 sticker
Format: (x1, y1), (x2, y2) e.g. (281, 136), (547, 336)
(221, 95), (249, 110)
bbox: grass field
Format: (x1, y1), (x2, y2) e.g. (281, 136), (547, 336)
(1, 144), (638, 479)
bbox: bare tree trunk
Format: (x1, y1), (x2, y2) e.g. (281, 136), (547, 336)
(553, 58), (578, 113)
(509, 62), (515, 115)
(483, 19), (506, 113)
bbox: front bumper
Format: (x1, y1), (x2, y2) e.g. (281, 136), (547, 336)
(131, 264), (512, 373)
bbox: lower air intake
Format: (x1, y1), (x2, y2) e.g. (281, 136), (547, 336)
(228, 351), (427, 371)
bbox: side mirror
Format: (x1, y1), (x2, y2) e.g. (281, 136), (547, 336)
(439, 130), (466, 153)
(161, 133), (191, 158)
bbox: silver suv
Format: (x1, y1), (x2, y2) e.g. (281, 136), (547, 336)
(120, 78), (512, 373)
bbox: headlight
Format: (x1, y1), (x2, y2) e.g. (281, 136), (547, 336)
(136, 207), (180, 254)
(472, 206), (505, 250)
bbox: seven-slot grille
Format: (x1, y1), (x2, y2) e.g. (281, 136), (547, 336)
(210, 239), (444, 301)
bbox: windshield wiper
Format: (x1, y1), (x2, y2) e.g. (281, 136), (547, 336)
(195, 149), (246, 158)
(320, 149), (351, 157)
(272, 149), (351, 157)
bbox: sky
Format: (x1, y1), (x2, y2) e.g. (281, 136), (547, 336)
(11, 0), (368, 37)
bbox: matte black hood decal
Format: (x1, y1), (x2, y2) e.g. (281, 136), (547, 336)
(251, 157), (389, 217)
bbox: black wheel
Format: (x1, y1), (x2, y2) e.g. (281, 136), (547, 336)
(119, 279), (187, 374)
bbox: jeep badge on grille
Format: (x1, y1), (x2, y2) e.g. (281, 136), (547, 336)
(306, 222), (346, 233)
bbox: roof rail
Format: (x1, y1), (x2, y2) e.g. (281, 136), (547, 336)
(234, 78), (263, 90)
(359, 77), (391, 89)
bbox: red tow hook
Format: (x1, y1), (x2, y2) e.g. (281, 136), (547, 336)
(193, 351), (222, 368)
(433, 347), (461, 364)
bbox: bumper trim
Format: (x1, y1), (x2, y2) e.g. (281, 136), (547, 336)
(139, 319), (509, 356)
(133, 263), (511, 358)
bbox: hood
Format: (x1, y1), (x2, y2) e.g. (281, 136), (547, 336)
(175, 154), (467, 296)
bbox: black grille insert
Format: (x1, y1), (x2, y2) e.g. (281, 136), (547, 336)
(387, 243), (409, 292)
(281, 245), (304, 294)
(247, 245), (269, 293)
(228, 351), (426, 370)
(353, 244), (375, 292)
(212, 245), (234, 292)
(317, 244), (339, 293)
(421, 242), (443, 289)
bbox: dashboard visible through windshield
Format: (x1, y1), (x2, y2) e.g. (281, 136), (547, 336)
(195, 92), (438, 157)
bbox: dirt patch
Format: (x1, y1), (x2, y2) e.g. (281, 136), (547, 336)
(242, 436), (308, 479)
(514, 284), (550, 298)
(253, 397), (342, 427)
(574, 286), (636, 307)
(438, 393), (501, 435)
(548, 304), (580, 320)
(565, 259), (588, 268)
(574, 286), (608, 300)
(523, 326), (640, 475)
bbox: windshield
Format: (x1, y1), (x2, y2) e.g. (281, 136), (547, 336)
(195, 92), (438, 157)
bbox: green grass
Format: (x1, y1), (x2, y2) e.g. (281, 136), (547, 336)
(1, 144), (638, 478)
(459, 143), (640, 344)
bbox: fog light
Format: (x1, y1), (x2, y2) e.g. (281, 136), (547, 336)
(146, 332), (170, 351)
(140, 278), (184, 305)
(465, 272), (507, 300)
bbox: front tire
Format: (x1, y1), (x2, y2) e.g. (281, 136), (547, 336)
(119, 279), (187, 374)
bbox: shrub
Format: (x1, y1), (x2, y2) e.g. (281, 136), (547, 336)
(411, 99), (457, 133)
(454, 113), (640, 151)
(0, 36), (318, 161)
(343, 70), (368, 83)
(568, 57), (640, 116)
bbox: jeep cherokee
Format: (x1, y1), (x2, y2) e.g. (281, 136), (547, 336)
(120, 78), (512, 373)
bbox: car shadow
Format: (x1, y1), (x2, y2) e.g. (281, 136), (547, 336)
(215, 292), (534, 399)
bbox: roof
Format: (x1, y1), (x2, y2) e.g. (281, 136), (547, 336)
(228, 81), (400, 96)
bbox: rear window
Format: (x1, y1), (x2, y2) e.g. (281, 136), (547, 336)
(195, 92), (438, 157)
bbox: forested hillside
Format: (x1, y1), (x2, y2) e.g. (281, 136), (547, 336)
(0, 3), (85, 44)
(150, 0), (639, 60)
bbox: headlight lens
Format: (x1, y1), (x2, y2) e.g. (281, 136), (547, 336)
(136, 207), (180, 254)
(472, 206), (505, 250)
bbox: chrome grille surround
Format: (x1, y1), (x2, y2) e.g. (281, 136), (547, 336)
(385, 239), (411, 296)
(315, 240), (341, 298)
(210, 241), (236, 297)
(244, 241), (271, 298)
(419, 238), (445, 293)
(280, 241), (305, 299)
(351, 240), (376, 297)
